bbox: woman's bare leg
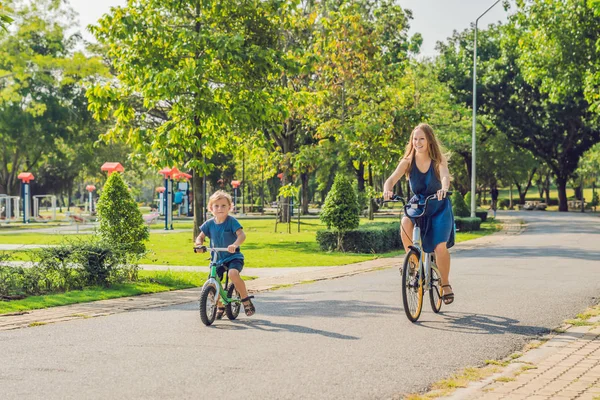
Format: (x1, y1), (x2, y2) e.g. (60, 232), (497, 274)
(401, 216), (414, 252)
(434, 242), (452, 296)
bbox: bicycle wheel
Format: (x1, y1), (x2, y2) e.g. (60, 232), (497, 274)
(429, 257), (443, 313)
(225, 283), (241, 320)
(402, 249), (423, 322)
(199, 285), (217, 326)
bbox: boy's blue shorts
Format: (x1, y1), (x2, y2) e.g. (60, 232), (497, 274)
(217, 259), (244, 280)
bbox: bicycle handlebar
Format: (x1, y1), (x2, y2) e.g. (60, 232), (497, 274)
(406, 191), (453, 218)
(193, 246), (231, 253)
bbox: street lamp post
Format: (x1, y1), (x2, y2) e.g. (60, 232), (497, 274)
(471, 0), (502, 218)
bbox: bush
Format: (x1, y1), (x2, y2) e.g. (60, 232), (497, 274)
(0, 241), (140, 299)
(452, 191), (470, 217)
(97, 172), (149, 255)
(316, 222), (402, 253)
(499, 199), (510, 209)
(320, 175), (360, 250)
(454, 217), (482, 232)
(475, 210), (488, 222)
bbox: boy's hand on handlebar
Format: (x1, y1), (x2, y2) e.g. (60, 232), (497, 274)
(193, 245), (206, 253)
(227, 244), (238, 253)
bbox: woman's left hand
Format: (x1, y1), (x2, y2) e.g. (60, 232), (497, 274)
(437, 189), (448, 201)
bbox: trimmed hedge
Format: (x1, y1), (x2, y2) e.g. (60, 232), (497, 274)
(316, 222), (401, 253)
(454, 217), (481, 232)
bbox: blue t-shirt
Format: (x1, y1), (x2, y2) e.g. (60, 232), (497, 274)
(200, 216), (244, 263)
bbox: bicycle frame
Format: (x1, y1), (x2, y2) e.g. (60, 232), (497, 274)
(200, 247), (241, 306)
(410, 223), (441, 295)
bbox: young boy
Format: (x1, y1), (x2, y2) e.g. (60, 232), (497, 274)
(194, 190), (255, 317)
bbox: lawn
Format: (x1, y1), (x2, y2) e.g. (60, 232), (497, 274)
(0, 270), (210, 315)
(1, 217), (501, 267)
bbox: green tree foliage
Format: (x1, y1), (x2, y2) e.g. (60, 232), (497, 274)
(503, 0), (600, 210)
(87, 0), (287, 236)
(320, 174), (360, 250)
(96, 172), (149, 256)
(0, 0), (106, 195)
(0, 2), (12, 31)
(451, 191), (470, 217)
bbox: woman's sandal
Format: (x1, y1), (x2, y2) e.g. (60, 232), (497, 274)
(216, 306), (225, 320)
(241, 296), (255, 317)
(441, 285), (454, 305)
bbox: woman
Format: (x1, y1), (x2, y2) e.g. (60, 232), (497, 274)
(383, 123), (455, 304)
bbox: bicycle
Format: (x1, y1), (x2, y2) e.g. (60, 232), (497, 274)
(382, 192), (452, 322)
(193, 245), (244, 326)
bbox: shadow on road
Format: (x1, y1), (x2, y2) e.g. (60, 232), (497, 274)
(212, 318), (359, 340)
(416, 311), (551, 336)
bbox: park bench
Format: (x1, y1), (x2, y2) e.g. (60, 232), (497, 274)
(567, 200), (587, 210)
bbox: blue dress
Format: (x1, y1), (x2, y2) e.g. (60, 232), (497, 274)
(408, 160), (455, 253)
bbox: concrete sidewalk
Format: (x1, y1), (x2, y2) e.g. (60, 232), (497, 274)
(0, 216), (523, 332)
(440, 317), (600, 400)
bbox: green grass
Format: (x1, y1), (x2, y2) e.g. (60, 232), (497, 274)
(1, 218), (501, 267)
(495, 187), (596, 202)
(0, 270), (208, 315)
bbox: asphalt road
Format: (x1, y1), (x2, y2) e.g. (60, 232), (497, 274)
(1, 211), (599, 400)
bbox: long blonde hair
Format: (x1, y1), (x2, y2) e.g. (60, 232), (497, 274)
(402, 123), (448, 180)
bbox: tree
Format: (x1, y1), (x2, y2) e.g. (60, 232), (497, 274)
(96, 172), (149, 256)
(87, 0), (287, 237)
(504, 0), (600, 210)
(0, 0), (105, 195)
(320, 174), (360, 251)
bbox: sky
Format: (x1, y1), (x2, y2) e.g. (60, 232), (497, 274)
(70, 0), (511, 58)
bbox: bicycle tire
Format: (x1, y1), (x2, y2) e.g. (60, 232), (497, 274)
(225, 283), (241, 320)
(199, 285), (217, 326)
(429, 257), (443, 313)
(402, 249), (423, 322)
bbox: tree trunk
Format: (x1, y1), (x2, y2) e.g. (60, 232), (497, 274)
(556, 176), (568, 212)
(301, 172), (309, 215)
(544, 173), (551, 204)
(192, 168), (205, 239)
(355, 161), (365, 192)
(368, 165), (374, 220)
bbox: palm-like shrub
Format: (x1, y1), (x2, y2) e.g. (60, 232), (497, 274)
(452, 191), (470, 217)
(320, 175), (360, 250)
(96, 173), (149, 256)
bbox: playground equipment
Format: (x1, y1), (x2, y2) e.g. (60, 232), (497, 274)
(33, 195), (57, 221)
(173, 172), (192, 217)
(17, 172), (34, 224)
(231, 180), (241, 213)
(156, 186), (165, 216)
(101, 162), (124, 176)
(0, 195), (19, 223)
(85, 185), (96, 214)
(159, 166), (180, 230)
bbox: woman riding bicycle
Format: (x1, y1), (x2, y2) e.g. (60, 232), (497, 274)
(383, 123), (455, 305)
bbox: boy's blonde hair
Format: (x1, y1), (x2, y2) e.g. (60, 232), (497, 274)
(207, 190), (233, 209)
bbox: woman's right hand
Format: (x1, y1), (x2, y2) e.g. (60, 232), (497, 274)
(383, 190), (393, 200)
